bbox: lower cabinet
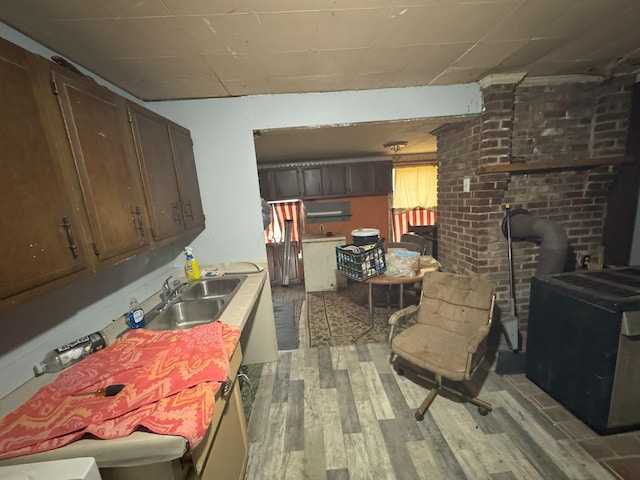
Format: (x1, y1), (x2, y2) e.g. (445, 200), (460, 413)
(99, 345), (248, 480)
(200, 381), (248, 480)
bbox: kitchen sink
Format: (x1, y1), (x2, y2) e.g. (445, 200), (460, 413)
(146, 299), (225, 330)
(180, 276), (245, 300)
(145, 274), (247, 330)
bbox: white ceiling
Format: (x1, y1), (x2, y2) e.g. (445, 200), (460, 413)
(3, 0), (640, 162)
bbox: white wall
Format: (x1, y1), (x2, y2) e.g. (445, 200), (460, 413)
(148, 85), (483, 264)
(0, 22), (482, 398)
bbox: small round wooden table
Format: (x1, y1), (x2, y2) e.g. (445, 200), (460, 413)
(365, 269), (432, 327)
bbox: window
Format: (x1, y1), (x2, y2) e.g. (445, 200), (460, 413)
(392, 165), (437, 240)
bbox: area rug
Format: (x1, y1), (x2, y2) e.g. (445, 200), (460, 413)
(273, 300), (299, 350)
(305, 280), (416, 347)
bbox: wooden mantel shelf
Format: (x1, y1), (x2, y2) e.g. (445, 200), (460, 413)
(476, 156), (634, 174)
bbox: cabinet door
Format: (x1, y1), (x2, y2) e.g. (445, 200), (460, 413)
(52, 69), (150, 262)
(348, 163), (371, 195)
(0, 39), (89, 303)
(302, 167), (323, 197)
(371, 162), (393, 193)
(323, 165), (347, 196)
(273, 168), (302, 199)
(129, 104), (185, 243)
(169, 125), (206, 233)
(258, 169), (274, 201)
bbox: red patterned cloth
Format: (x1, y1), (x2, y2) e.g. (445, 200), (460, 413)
(0, 321), (240, 460)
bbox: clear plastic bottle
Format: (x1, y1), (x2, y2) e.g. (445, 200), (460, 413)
(128, 297), (145, 329)
(33, 331), (107, 376)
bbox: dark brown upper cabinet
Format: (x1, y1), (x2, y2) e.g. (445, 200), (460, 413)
(273, 168), (303, 199)
(0, 37), (205, 309)
(302, 167), (324, 197)
(129, 104), (185, 243)
(0, 38), (91, 305)
(347, 163), (371, 195)
(322, 165), (348, 196)
(258, 161), (392, 201)
(51, 67), (151, 263)
(370, 162), (393, 194)
(169, 124), (205, 233)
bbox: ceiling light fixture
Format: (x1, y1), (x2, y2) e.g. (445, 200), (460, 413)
(384, 141), (408, 154)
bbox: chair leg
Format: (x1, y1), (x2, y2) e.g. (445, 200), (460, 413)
(415, 388), (438, 421)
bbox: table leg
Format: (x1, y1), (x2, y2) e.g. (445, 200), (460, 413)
(399, 285), (404, 310)
(368, 283), (374, 327)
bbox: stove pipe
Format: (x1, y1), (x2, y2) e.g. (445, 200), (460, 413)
(502, 209), (569, 276)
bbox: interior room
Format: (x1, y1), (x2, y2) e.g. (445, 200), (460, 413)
(1, 2), (640, 479)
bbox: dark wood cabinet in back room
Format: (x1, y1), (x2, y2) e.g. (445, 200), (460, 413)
(0, 36), (205, 310)
(259, 161), (392, 201)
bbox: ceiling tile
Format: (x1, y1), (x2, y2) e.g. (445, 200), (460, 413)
(0, 0), (169, 20)
(253, 8), (388, 53)
(120, 78), (229, 101)
(373, 2), (520, 46)
(174, 13), (263, 56)
(497, 38), (566, 69)
(454, 40), (528, 69)
(33, 17), (200, 60)
(431, 66), (493, 85)
(360, 43), (474, 72)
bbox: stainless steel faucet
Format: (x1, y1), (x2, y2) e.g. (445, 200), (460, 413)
(158, 275), (185, 310)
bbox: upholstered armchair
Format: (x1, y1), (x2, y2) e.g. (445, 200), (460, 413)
(388, 271), (496, 421)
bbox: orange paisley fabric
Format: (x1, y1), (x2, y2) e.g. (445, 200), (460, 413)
(0, 321), (240, 460)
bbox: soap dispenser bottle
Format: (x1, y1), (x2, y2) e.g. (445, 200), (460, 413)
(184, 247), (201, 280)
(128, 297), (146, 329)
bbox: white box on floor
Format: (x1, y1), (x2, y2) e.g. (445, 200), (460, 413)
(0, 457), (101, 480)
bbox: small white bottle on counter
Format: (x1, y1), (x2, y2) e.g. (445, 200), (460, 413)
(33, 331), (107, 376)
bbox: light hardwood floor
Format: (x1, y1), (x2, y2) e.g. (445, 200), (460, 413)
(246, 343), (615, 480)
(248, 284), (640, 480)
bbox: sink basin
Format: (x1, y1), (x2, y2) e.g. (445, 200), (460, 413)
(180, 276), (245, 300)
(146, 299), (225, 330)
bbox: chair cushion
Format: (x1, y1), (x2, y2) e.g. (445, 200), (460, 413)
(392, 323), (469, 381)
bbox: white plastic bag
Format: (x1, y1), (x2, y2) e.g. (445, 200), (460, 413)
(386, 249), (420, 277)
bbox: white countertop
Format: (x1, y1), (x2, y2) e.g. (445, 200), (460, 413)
(0, 264), (267, 468)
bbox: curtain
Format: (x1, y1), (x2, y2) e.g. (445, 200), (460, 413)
(265, 201), (301, 244)
(392, 208), (437, 241)
(393, 165), (437, 209)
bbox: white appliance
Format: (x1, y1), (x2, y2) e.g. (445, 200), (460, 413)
(0, 457), (102, 480)
(301, 234), (347, 292)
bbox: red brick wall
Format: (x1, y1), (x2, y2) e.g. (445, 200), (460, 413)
(435, 75), (634, 336)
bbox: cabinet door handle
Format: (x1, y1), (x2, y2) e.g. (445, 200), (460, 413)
(61, 216), (79, 258)
(222, 377), (233, 398)
(185, 201), (194, 221)
(172, 201), (182, 225)
(132, 206), (145, 237)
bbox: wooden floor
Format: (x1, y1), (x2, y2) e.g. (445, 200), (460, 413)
(249, 285), (640, 480)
